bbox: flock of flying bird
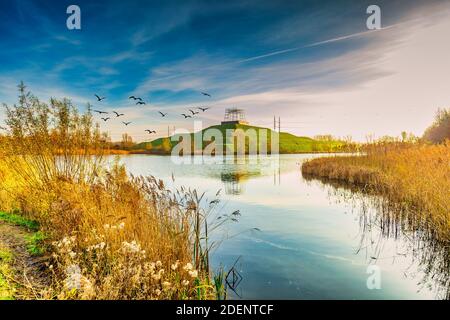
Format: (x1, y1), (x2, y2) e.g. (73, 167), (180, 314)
(92, 91), (212, 136)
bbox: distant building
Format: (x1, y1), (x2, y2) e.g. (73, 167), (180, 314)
(221, 108), (249, 125)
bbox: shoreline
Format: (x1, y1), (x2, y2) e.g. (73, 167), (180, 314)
(300, 143), (450, 244)
(114, 150), (357, 156)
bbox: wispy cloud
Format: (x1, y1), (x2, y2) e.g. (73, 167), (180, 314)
(1, 0), (449, 142)
(135, 23), (400, 93)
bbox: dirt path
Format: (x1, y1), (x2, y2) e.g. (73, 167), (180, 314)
(0, 220), (50, 299)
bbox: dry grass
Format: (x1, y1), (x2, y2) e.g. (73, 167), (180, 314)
(302, 142), (450, 243)
(0, 84), (227, 300)
(0, 158), (223, 299)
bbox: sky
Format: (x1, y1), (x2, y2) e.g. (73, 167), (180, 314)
(0, 0), (449, 141)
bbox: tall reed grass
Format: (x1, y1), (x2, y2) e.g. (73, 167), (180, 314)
(0, 83), (228, 299)
(302, 142), (450, 243)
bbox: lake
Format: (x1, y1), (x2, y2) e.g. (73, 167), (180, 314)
(114, 154), (441, 299)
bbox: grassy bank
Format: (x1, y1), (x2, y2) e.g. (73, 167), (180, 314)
(132, 123), (353, 154)
(0, 246), (14, 300)
(0, 84), (227, 300)
(302, 142), (450, 243)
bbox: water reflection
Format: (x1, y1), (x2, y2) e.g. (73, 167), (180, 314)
(217, 156), (283, 195)
(221, 173), (246, 195)
(302, 174), (450, 300)
(114, 154), (443, 299)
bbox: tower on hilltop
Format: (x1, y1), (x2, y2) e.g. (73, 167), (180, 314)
(221, 108), (249, 125)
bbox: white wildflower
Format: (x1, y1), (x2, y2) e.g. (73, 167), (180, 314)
(171, 261), (179, 271)
(182, 280), (189, 286)
(189, 270), (198, 278)
(183, 263), (193, 271)
(122, 240), (141, 253)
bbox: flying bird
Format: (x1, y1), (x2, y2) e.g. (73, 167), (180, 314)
(201, 92), (211, 98)
(129, 96), (143, 101)
(93, 110), (108, 115)
(181, 114), (192, 118)
(198, 107), (210, 112)
(113, 111), (124, 117)
(101, 117), (110, 122)
(136, 101), (146, 105)
(95, 94), (106, 101)
(158, 111), (168, 117)
(189, 109), (199, 115)
(145, 130), (156, 134)
(122, 121), (132, 126)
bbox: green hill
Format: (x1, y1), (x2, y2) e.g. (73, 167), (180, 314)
(132, 123), (347, 155)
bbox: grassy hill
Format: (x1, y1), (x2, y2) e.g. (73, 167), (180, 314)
(132, 123), (348, 155)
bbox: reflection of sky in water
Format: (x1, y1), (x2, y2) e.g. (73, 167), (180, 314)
(111, 154), (437, 299)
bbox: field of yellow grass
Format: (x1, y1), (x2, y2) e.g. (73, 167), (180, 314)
(302, 142), (450, 243)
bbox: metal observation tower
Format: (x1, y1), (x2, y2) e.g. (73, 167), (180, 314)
(221, 108), (249, 125)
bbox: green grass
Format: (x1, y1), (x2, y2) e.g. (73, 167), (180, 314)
(0, 249), (13, 263)
(0, 211), (39, 231)
(133, 123), (347, 154)
(0, 211), (45, 255)
(0, 247), (15, 300)
(0, 212), (45, 300)
(25, 231), (46, 256)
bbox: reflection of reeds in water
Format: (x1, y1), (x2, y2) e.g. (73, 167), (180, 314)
(344, 185), (447, 299)
(301, 143), (450, 299)
(221, 172), (250, 195)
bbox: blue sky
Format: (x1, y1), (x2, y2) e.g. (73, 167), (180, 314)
(1, 0), (449, 141)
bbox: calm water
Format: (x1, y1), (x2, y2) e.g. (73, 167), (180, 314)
(113, 154), (439, 299)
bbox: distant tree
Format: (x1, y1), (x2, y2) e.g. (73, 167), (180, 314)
(423, 108), (450, 143)
(121, 133), (134, 149)
(101, 132), (111, 144)
(401, 131), (407, 142)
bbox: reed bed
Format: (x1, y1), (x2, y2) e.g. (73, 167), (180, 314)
(302, 142), (450, 243)
(0, 84), (227, 299)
